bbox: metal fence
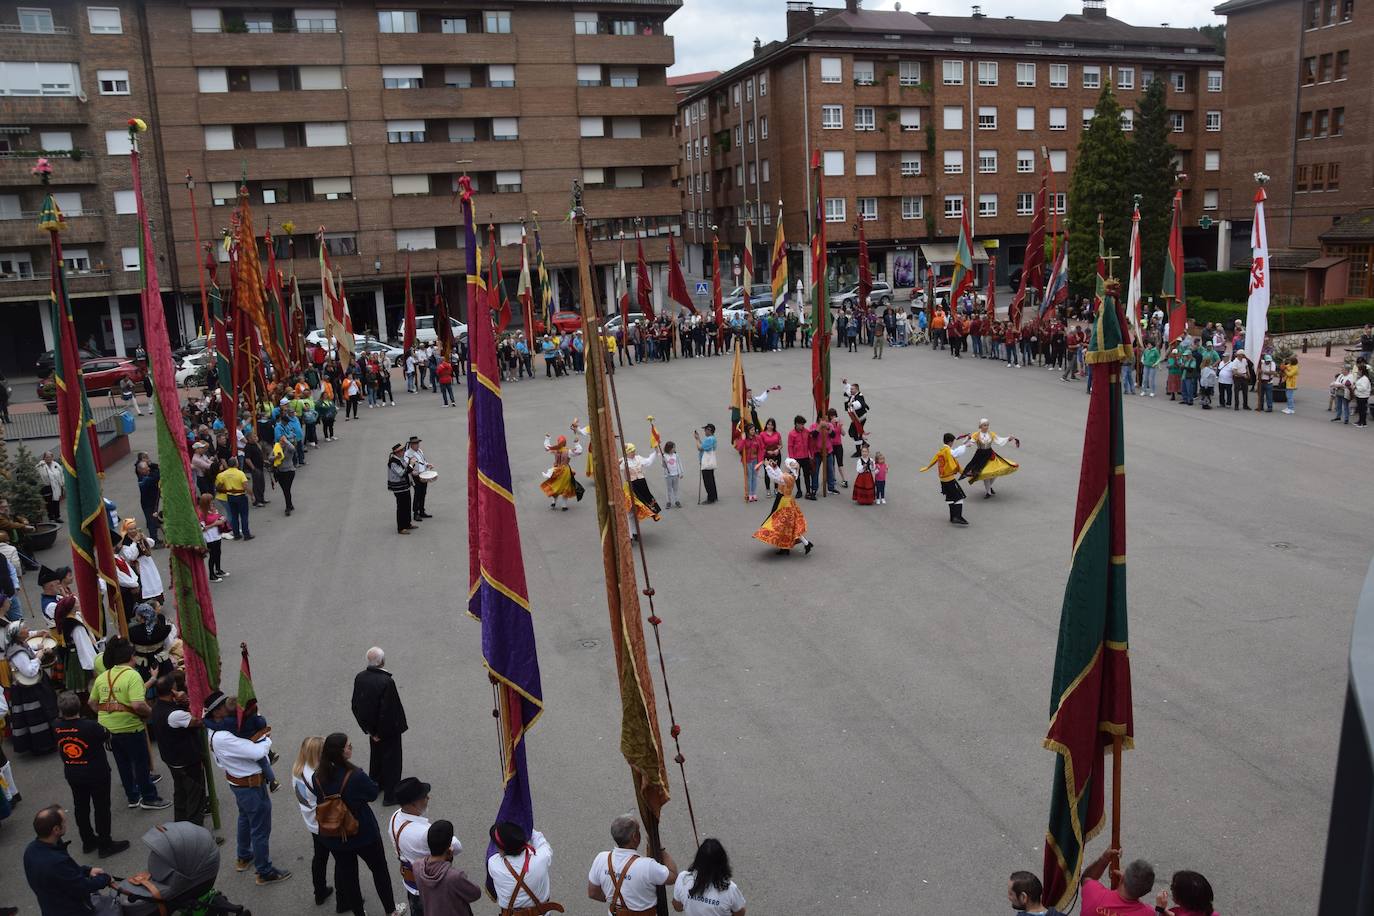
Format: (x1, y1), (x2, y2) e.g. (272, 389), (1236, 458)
(1, 404), (127, 444)
(1319, 557), (1374, 913)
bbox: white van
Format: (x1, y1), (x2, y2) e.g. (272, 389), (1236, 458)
(402, 315), (467, 344)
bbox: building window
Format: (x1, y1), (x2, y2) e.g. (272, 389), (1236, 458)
(387, 120), (427, 143)
(1120, 110), (1134, 131)
(1203, 190), (1219, 210)
(608, 67), (638, 87)
(305, 122), (348, 146)
(1305, 0), (1320, 27)
(943, 150), (963, 174)
(1048, 108), (1066, 131)
(1016, 62), (1035, 87)
(854, 106), (876, 131)
(1051, 192), (1066, 214)
(821, 105), (843, 129)
(1302, 56), (1317, 84)
(18, 7), (55, 32)
(484, 10), (511, 33)
(944, 195), (963, 219)
(899, 107), (920, 131)
(901, 196), (924, 220)
(734, 125), (740, 145)
(300, 66), (343, 90)
(1299, 111), (1313, 139)
(295, 9), (338, 32)
(579, 116), (603, 137)
(747, 162), (756, 184)
(1082, 65), (1101, 89)
(978, 193), (997, 217)
(1341, 0), (1353, 20)
(1335, 50), (1349, 79)
(377, 10), (417, 32)
(855, 151), (877, 176)
(822, 150), (844, 176)
(113, 189), (137, 214)
(1117, 67), (1134, 89)
(576, 64), (601, 86)
(209, 182), (236, 205)
(441, 17), (468, 32)
(760, 116), (768, 139)
(978, 60), (998, 85)
(97, 69), (130, 95)
(1016, 107), (1034, 130)
(121, 246), (140, 272)
(1311, 162), (1326, 190)
(395, 228), (436, 251)
(978, 150), (997, 173)
(1318, 53), (1332, 81)
(901, 152), (921, 176)
(1204, 149), (1220, 170)
(762, 159), (770, 182)
(1333, 107), (1345, 135)
(760, 73), (768, 95)
(106, 129), (134, 155)
(687, 210), (696, 229)
(391, 174), (429, 196)
(1049, 150), (1067, 172)
(1205, 110), (1221, 131)
(1328, 161), (1340, 189)
(382, 65), (423, 89)
(1170, 112), (1185, 132)
(942, 59), (964, 85)
(573, 11), (597, 33)
(62, 248), (91, 272)
(977, 106), (997, 130)
(87, 6), (122, 33)
(820, 57), (842, 83)
(488, 64), (516, 87)
(732, 84), (740, 105)
(492, 117), (519, 140)
(1295, 164), (1309, 191)
(943, 106), (963, 130)
(853, 61), (875, 85)
(581, 167), (605, 187)
(858, 197), (878, 221)
(1016, 149), (1034, 172)
(1049, 63), (1067, 87)
(824, 197), (846, 222)
(747, 122), (754, 143)
(899, 60), (921, 85)
(0, 252), (35, 278)
(1206, 69), (1223, 91)
(1315, 109), (1329, 137)
(495, 170), (522, 192)
(1016, 192), (1034, 215)
(1170, 71), (1186, 92)
(1082, 107), (1095, 128)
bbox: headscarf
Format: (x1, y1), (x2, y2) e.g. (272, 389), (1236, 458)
(3, 619), (24, 651)
(134, 602), (158, 638)
(784, 457), (800, 477)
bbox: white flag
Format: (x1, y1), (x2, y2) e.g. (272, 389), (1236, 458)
(1126, 204), (1142, 345)
(1245, 188), (1270, 360)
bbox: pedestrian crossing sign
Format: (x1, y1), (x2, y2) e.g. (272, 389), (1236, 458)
(694, 282), (709, 294)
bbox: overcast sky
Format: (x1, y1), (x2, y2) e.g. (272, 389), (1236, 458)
(666, 0), (1224, 75)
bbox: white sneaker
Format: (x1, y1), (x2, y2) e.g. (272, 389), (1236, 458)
(1283, 408), (1294, 414)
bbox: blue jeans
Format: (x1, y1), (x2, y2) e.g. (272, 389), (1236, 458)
(1181, 377), (1197, 404)
(746, 463), (758, 498)
(1336, 398), (1351, 421)
(366, 386), (377, 407)
(230, 783), (274, 877)
(226, 494), (251, 538)
(440, 382), (454, 405)
(1261, 382), (1274, 410)
(110, 730), (158, 804)
(825, 452), (837, 491)
(1286, 388), (1296, 410)
(1122, 366), (1135, 394)
(1142, 365), (1157, 393)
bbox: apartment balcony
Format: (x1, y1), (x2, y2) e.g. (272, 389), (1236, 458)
(203, 146), (355, 182)
(386, 193), (529, 230)
(0, 153), (97, 187)
(887, 170), (931, 196)
(196, 90), (349, 124)
(576, 85), (677, 118)
(250, 200), (358, 235)
(377, 33), (516, 66)
(573, 34), (674, 66)
(0, 212), (104, 247)
(385, 139), (523, 173)
(0, 269), (124, 303)
(580, 136), (678, 169)
(188, 30), (343, 65)
(581, 187), (680, 219)
(1, 96), (91, 126)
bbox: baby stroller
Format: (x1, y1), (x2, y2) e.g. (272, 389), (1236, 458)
(115, 822), (252, 915)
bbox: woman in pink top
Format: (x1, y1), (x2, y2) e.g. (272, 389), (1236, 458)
(785, 416), (816, 500)
(1156, 870), (1217, 916)
(758, 418), (783, 494)
(824, 408), (849, 491)
(735, 423), (765, 502)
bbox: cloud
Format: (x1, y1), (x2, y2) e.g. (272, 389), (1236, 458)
(667, 0), (1223, 76)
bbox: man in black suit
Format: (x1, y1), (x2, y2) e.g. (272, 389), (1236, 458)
(350, 646), (408, 805)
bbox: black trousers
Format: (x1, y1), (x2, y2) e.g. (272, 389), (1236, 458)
(332, 837), (396, 916)
(310, 831), (333, 900)
(170, 762), (207, 827)
(41, 486), (60, 520)
(393, 490), (412, 532)
(322, 415), (336, 439)
(68, 776), (112, 848)
(369, 733), (403, 802)
(206, 540), (223, 577)
(249, 468), (266, 504)
(275, 470), (295, 511)
(701, 469), (717, 503)
(411, 481), (427, 518)
(346, 396), (360, 419)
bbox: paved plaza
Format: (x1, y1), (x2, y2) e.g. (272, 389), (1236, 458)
(2, 339), (1363, 913)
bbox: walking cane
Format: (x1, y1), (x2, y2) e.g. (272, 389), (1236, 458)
(696, 463), (702, 505)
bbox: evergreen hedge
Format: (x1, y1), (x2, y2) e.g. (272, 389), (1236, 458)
(1187, 299), (1374, 334)
(1184, 271), (1249, 303)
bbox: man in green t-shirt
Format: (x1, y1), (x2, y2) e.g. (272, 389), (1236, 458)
(87, 638), (169, 811)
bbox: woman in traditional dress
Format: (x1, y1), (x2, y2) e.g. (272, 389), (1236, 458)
(128, 601), (177, 683)
(958, 418), (1020, 498)
(621, 443), (661, 539)
(540, 422), (584, 511)
(852, 443), (877, 506)
(2, 620), (59, 755)
(52, 595), (97, 702)
(753, 458), (814, 556)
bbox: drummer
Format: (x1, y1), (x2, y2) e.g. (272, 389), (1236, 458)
(3, 620), (60, 755)
(404, 435), (435, 523)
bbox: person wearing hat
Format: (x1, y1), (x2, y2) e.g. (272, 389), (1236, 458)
(37, 564), (73, 626)
(118, 519), (165, 605)
(53, 595), (97, 697)
(387, 444), (416, 535)
(620, 443), (661, 540)
(190, 440), (216, 496)
(540, 424), (585, 511)
(692, 425), (718, 504)
(389, 777), (460, 915)
(404, 437), (434, 522)
(205, 689), (291, 885)
(753, 458), (815, 555)
(486, 821), (555, 916)
(4, 619), (61, 754)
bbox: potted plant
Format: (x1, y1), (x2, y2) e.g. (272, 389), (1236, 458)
(8, 442), (60, 551)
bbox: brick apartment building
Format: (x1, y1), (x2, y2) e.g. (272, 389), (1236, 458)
(676, 0), (1225, 298)
(1216, 0), (1372, 302)
(0, 0), (682, 373)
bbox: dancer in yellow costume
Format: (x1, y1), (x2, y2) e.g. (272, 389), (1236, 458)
(753, 457), (814, 555)
(957, 418), (1020, 498)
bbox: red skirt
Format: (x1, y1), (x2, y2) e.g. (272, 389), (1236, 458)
(852, 470), (876, 505)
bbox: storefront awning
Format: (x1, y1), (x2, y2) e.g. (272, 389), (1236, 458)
(920, 242), (990, 265)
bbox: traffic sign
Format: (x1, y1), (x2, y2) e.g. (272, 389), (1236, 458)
(694, 281), (709, 294)
(1198, 216), (1214, 229)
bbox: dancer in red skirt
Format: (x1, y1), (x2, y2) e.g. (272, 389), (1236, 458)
(852, 442), (876, 505)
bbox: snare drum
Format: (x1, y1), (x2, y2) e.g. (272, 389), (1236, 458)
(28, 634), (58, 669)
(418, 469), (438, 484)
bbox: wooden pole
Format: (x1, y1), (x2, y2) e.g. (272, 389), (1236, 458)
(1109, 733), (1123, 889)
(186, 173), (211, 341)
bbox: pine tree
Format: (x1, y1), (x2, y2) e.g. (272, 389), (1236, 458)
(9, 442), (46, 525)
(1068, 85), (1132, 295)
(1131, 79), (1177, 300)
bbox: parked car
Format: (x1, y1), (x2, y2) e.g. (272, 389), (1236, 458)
(354, 335), (405, 366)
(172, 336), (210, 361)
(34, 347), (99, 376)
(399, 315), (467, 345)
(1183, 256), (1210, 273)
(830, 281), (894, 309)
(1007, 266), (1024, 291)
(37, 357), (145, 407)
(933, 284), (988, 310)
(549, 310), (583, 334)
(176, 351), (213, 388)
(601, 312), (647, 335)
(721, 283), (781, 310)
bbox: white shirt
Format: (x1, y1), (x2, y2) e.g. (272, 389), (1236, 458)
(294, 765), (319, 833)
(122, 538), (162, 598)
(672, 872), (746, 916)
(404, 447), (430, 475)
(209, 728), (271, 779)
(622, 452), (655, 481)
(487, 830), (552, 909)
(587, 847), (671, 914)
(662, 453), (682, 478)
(389, 810), (460, 896)
(68, 622), (98, 672)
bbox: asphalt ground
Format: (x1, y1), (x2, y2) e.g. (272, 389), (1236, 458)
(1, 337), (1364, 915)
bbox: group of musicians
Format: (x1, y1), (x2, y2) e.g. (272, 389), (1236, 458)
(386, 436), (436, 536)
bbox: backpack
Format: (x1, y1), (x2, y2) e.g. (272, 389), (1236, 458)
(303, 408), (319, 425)
(314, 770), (359, 840)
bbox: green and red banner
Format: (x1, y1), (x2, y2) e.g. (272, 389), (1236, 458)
(1163, 189), (1186, 342)
(1042, 285), (1134, 910)
(809, 150), (830, 418)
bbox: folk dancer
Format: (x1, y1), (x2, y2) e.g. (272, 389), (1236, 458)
(404, 436), (435, 522)
(852, 443), (877, 506)
(920, 433), (971, 525)
(621, 444), (661, 540)
(388, 443), (416, 535)
(540, 424), (585, 511)
(957, 419), (1021, 498)
(487, 821), (559, 916)
(753, 458), (814, 556)
(841, 379), (870, 457)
